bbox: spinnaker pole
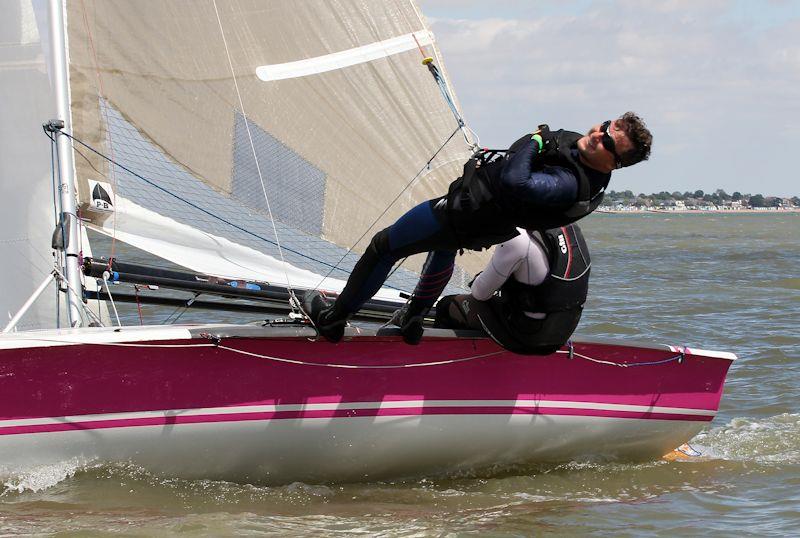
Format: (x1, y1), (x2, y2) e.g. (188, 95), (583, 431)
(47, 0), (83, 326)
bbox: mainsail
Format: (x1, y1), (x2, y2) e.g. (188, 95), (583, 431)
(66, 0), (485, 302)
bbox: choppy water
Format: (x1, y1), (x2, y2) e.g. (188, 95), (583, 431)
(1, 213), (798, 536)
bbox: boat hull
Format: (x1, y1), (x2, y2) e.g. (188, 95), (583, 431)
(0, 324), (735, 484)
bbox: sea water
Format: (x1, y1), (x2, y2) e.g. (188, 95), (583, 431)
(0, 213), (797, 536)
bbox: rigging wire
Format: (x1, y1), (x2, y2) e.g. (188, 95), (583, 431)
(57, 129), (452, 301)
(133, 285), (144, 325)
(52, 267), (105, 327)
(407, 5), (480, 148)
(59, 131), (357, 277)
(211, 0), (301, 312)
(71, 143), (105, 177)
(161, 293), (199, 325)
(44, 126), (78, 327)
(306, 23), (482, 295)
(46, 127), (96, 328)
(310, 125), (462, 292)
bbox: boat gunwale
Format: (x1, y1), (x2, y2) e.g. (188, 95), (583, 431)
(0, 322), (738, 361)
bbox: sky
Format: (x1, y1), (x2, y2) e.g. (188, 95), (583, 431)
(417, 0), (800, 197)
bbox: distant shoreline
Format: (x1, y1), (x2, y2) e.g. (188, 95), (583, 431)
(597, 208), (800, 214)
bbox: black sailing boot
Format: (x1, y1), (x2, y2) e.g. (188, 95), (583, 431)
(302, 290), (347, 343)
(389, 300), (427, 345)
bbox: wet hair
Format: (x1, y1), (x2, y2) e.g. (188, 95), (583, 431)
(616, 112), (652, 167)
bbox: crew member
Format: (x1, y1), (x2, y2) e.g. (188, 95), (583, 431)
(304, 112), (651, 343)
(435, 224), (589, 355)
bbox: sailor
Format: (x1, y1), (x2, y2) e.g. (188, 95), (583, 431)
(434, 225), (589, 355)
(304, 112), (652, 343)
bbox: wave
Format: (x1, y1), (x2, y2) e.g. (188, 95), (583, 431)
(0, 457), (94, 494)
(692, 413), (800, 464)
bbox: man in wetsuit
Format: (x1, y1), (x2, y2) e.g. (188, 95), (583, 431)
(434, 225), (589, 355)
(304, 112), (652, 343)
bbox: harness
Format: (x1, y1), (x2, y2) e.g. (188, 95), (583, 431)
(445, 125), (609, 251)
(500, 225), (591, 314)
(444, 148), (516, 250)
(493, 224), (591, 355)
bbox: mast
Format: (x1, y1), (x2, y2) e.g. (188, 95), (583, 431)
(47, 0), (83, 326)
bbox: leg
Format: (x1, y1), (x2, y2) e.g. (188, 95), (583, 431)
(394, 249), (456, 344)
(305, 198), (458, 341)
(337, 199), (457, 313)
(409, 249), (456, 312)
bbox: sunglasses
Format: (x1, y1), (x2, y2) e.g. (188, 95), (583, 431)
(601, 120), (622, 168)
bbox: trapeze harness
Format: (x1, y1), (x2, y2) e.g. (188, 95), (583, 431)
(436, 225), (590, 355)
(496, 225), (590, 354)
(445, 126), (609, 251)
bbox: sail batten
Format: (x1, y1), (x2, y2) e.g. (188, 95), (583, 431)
(255, 30), (435, 81)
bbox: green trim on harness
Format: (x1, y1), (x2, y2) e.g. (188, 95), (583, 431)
(532, 133), (544, 153)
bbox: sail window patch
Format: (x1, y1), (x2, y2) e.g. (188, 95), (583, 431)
(256, 31), (435, 81)
(231, 112), (325, 236)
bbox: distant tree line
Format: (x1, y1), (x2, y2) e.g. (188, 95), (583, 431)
(605, 189), (800, 208)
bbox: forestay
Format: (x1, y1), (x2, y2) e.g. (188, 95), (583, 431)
(67, 0), (482, 300)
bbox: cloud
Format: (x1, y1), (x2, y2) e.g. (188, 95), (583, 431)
(418, 1), (800, 194)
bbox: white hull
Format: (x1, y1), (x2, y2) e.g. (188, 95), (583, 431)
(1, 413), (704, 484)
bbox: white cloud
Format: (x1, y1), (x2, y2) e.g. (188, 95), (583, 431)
(419, 1), (800, 195)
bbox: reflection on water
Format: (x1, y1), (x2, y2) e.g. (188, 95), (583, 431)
(1, 213), (798, 535)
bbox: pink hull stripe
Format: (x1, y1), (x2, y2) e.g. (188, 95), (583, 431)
(0, 406), (714, 436)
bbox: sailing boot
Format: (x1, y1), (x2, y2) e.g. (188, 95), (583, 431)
(389, 300), (427, 345)
(302, 290), (347, 343)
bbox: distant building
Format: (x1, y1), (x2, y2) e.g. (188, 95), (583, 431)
(719, 200), (743, 210)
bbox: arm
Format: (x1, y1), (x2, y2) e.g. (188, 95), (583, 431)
(499, 137), (578, 209)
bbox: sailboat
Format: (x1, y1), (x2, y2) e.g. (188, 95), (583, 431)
(0, 0), (735, 485)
